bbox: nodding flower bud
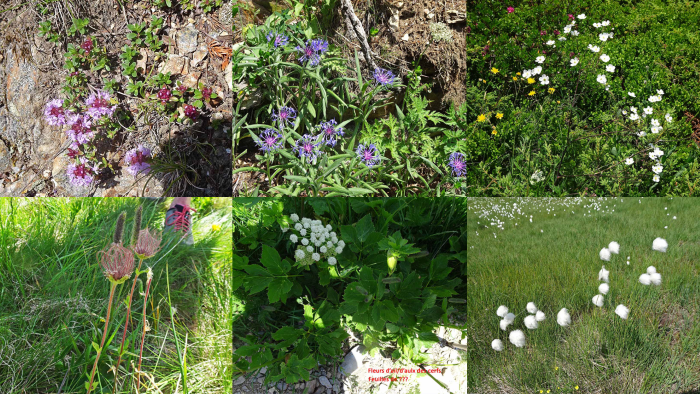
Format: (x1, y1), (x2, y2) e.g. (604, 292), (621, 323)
(131, 205), (143, 246)
(387, 251), (398, 274)
(133, 228), (162, 259)
(100, 243), (135, 284)
(114, 212), (126, 245)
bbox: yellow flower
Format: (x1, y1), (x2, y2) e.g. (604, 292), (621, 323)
(492, 129), (497, 135)
(516, 72), (521, 76)
(513, 76), (518, 81)
(477, 114), (486, 122)
(491, 67), (499, 74)
(540, 391), (543, 393)
(212, 224), (221, 231)
(496, 113), (504, 119)
(527, 78), (535, 84)
(555, 366), (559, 371)
(528, 90), (536, 96)
(557, 100), (561, 104)
(548, 87), (555, 94)
(547, 391), (550, 394)
(575, 386), (579, 390)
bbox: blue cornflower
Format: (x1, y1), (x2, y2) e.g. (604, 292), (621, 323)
(293, 134), (323, 163)
(295, 40), (323, 66)
(255, 128), (284, 153)
(356, 143), (381, 168)
(373, 68), (395, 86)
(266, 32), (289, 48)
(310, 39), (329, 54)
(317, 119), (344, 147)
(271, 106), (297, 128)
(448, 152), (466, 177)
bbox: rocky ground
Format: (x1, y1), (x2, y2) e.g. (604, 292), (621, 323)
(0, 0), (234, 196)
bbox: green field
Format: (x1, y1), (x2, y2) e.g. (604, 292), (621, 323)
(0, 198), (232, 393)
(467, 198), (700, 393)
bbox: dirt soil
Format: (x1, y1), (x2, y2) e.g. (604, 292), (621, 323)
(0, 0), (234, 196)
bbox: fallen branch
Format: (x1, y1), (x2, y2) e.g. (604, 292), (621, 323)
(339, 0), (377, 70)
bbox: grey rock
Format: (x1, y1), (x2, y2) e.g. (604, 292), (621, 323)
(177, 24), (199, 55)
(234, 376), (246, 385)
(160, 54), (187, 75)
(219, 1), (233, 26)
(306, 380), (318, 393)
(340, 345), (365, 375)
(318, 376), (331, 389)
(191, 46), (208, 67)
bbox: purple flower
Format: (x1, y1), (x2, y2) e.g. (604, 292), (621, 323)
(310, 39), (329, 54)
(85, 91), (116, 120)
(44, 99), (70, 126)
(271, 106), (297, 128)
(507, 6), (514, 13)
(295, 41), (322, 66)
(373, 68), (395, 86)
(448, 152), (466, 177)
(355, 143), (381, 168)
(66, 114), (95, 145)
(266, 32), (290, 48)
(255, 128), (284, 153)
(317, 119), (344, 147)
(67, 157), (98, 187)
(540, 30), (546, 36)
(184, 104), (198, 120)
(293, 134), (323, 163)
(157, 86), (172, 103)
(124, 145), (152, 176)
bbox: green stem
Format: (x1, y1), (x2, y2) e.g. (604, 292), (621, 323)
(112, 258), (144, 393)
(87, 281), (117, 394)
(136, 272), (153, 392)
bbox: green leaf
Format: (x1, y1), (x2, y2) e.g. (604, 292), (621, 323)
(91, 341), (100, 353)
(306, 100), (316, 118)
(340, 225), (358, 245)
(379, 300), (400, 322)
(386, 323), (400, 333)
(429, 254), (452, 282)
(359, 266), (377, 295)
(272, 326), (302, 342)
(355, 214), (375, 243)
(268, 277), (293, 303)
(260, 245), (290, 275)
(235, 344), (263, 356)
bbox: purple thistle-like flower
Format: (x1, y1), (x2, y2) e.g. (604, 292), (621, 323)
(355, 143), (381, 168)
(295, 41), (322, 66)
(317, 119), (344, 147)
(293, 134), (323, 163)
(66, 114), (95, 145)
(85, 90), (116, 120)
(373, 68), (395, 86)
(67, 157), (98, 187)
(310, 39), (329, 54)
(255, 128), (284, 153)
(124, 145), (152, 177)
(271, 106), (297, 128)
(44, 99), (70, 126)
(266, 32), (290, 48)
(448, 152), (466, 177)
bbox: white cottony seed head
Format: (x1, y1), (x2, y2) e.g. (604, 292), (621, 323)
(497, 305), (509, 318)
(509, 330), (526, 347)
(492, 339), (504, 351)
(557, 308), (571, 326)
(526, 302), (538, 314)
(592, 294), (604, 307)
(535, 310), (546, 321)
(599, 283), (609, 295)
(524, 315), (538, 329)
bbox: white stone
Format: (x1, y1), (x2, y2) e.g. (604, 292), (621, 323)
(340, 345), (365, 375)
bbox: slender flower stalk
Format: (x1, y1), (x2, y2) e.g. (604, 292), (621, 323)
(87, 281), (117, 394)
(136, 267), (154, 391)
(111, 258), (143, 393)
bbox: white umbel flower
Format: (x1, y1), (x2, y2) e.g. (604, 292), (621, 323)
(599, 265), (610, 282)
(496, 305), (509, 318)
(492, 339), (504, 351)
(615, 304), (629, 319)
(294, 223), (303, 231)
(312, 253), (320, 261)
(652, 237), (668, 252)
(535, 310), (546, 322)
(295, 249), (305, 259)
(290, 234), (298, 243)
(557, 308), (571, 326)
(592, 294), (604, 307)
(290, 213), (299, 222)
(328, 257), (337, 265)
(639, 273), (651, 285)
(600, 247), (611, 261)
(524, 315), (539, 329)
(306, 245), (314, 253)
(599, 283), (610, 295)
(609, 241), (620, 254)
(526, 302), (538, 314)
(509, 330), (526, 347)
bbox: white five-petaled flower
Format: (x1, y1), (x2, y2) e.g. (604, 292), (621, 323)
(652, 164), (663, 174)
(539, 75), (550, 85)
(629, 113), (640, 121)
(625, 157), (634, 165)
(602, 20), (611, 26)
(546, 40), (555, 46)
(651, 125), (662, 134)
(577, 13), (586, 19)
(558, 36), (567, 41)
(588, 44), (600, 52)
(523, 70), (532, 79)
(644, 106), (653, 115)
(597, 74), (607, 84)
(570, 58), (579, 66)
(615, 304), (629, 319)
(657, 89), (665, 95)
(557, 308), (571, 326)
(532, 66), (542, 75)
(536, 55), (546, 63)
(665, 113), (673, 122)
(651, 118), (660, 127)
(599, 33), (610, 41)
(628, 92), (636, 97)
(606, 64), (616, 73)
(571, 30), (580, 36)
(600, 54), (610, 62)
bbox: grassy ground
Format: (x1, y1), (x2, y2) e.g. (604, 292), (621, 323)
(467, 198), (700, 393)
(0, 197), (232, 393)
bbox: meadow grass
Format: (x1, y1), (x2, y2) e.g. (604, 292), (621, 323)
(467, 197), (700, 393)
(0, 197), (232, 393)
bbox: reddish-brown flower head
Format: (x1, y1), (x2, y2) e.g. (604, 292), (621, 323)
(133, 228), (162, 259)
(100, 243), (135, 283)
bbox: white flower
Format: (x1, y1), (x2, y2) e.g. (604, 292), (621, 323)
(648, 95), (661, 103)
(509, 329), (526, 347)
(524, 315), (539, 329)
(639, 273), (651, 285)
(300, 229), (307, 236)
(638, 130), (647, 137)
(577, 13), (586, 19)
(320, 246), (327, 253)
(558, 36), (566, 41)
(615, 305), (629, 319)
(497, 305), (509, 317)
(491, 339), (504, 351)
(665, 113), (673, 123)
(290, 234), (299, 243)
(539, 75), (550, 85)
(331, 237), (338, 244)
(600, 54), (610, 62)
(650, 273), (662, 285)
(290, 213), (299, 222)
(571, 30), (580, 36)
(306, 245), (314, 253)
(623, 110), (627, 115)
(643, 106), (653, 115)
(606, 64), (615, 73)
(294, 223), (303, 231)
(532, 66), (542, 75)
(311, 253), (320, 261)
(651, 118), (660, 127)
(588, 44), (600, 52)
(301, 238), (309, 246)
(609, 241), (620, 254)
(570, 58), (579, 66)
(629, 113), (640, 121)
(628, 92), (636, 97)
(335, 246), (343, 254)
(593, 22), (601, 28)
(653, 174), (660, 182)
(599, 283), (610, 295)
(600, 247), (611, 262)
(657, 89), (664, 95)
(338, 240), (345, 248)
(557, 308), (571, 326)
(526, 302), (538, 314)
(597, 74), (607, 84)
(630, 106), (637, 112)
(535, 310), (546, 321)
(602, 20), (611, 26)
(295, 249), (306, 259)
(303, 221), (310, 228)
(599, 265), (610, 282)
(536, 55), (546, 64)
(647, 266), (656, 275)
(625, 157), (634, 165)
(546, 40), (555, 46)
(599, 33), (609, 41)
(328, 256), (337, 265)
(592, 294), (604, 307)
(652, 237), (668, 252)
(652, 164), (663, 174)
(523, 69), (532, 79)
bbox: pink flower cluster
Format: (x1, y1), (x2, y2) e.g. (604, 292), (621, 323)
(124, 145), (152, 177)
(67, 157), (99, 187)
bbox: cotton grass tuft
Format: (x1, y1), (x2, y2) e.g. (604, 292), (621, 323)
(557, 308), (571, 326)
(496, 305), (509, 317)
(535, 310), (546, 321)
(526, 302), (538, 314)
(504, 312), (515, 323)
(598, 265), (610, 282)
(652, 237), (668, 252)
(492, 339), (504, 351)
(639, 273), (651, 285)
(509, 329), (526, 347)
(646, 266), (656, 275)
(650, 272), (662, 285)
(592, 294), (604, 307)
(615, 304), (630, 319)
(500, 319), (510, 331)
(524, 315), (539, 329)
(608, 241), (620, 254)
(598, 283), (609, 295)
(599, 247), (611, 261)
